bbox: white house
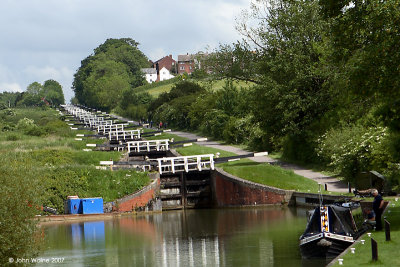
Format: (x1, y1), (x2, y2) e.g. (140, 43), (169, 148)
(159, 67), (175, 81)
(141, 68), (157, 83)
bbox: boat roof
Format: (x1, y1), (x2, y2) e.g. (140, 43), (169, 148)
(301, 205), (358, 238)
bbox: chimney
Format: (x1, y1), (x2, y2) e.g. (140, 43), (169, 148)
(169, 54), (172, 58)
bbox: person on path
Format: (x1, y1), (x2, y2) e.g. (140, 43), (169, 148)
(372, 189), (384, 230)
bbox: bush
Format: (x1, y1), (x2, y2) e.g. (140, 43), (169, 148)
(316, 125), (392, 180)
(199, 110), (230, 139)
(6, 134), (19, 141)
(222, 115), (255, 144)
(43, 119), (69, 136)
(24, 125), (46, 136)
(16, 117), (35, 130)
(0, 157), (42, 265)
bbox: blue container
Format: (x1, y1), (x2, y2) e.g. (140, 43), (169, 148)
(67, 199), (82, 214)
(84, 221), (105, 243)
(81, 198), (104, 214)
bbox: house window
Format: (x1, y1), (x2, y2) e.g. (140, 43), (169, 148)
(189, 66), (192, 70)
(180, 66), (185, 70)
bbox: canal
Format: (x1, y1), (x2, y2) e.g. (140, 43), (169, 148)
(36, 207), (328, 267)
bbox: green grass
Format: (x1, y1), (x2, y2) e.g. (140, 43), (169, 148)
(176, 143), (321, 192)
(0, 107), (150, 213)
(330, 197), (400, 266)
(144, 132), (188, 142)
(220, 160), (321, 192)
(134, 77), (179, 97)
(198, 79), (254, 91)
(133, 77), (255, 97)
(176, 143), (236, 157)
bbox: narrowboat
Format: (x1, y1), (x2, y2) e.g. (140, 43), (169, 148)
(299, 203), (366, 259)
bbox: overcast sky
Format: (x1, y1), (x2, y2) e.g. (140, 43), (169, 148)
(0, 0), (250, 102)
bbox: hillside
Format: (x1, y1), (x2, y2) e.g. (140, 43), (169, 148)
(134, 77), (254, 97)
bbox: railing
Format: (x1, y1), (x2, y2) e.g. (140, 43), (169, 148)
(109, 129), (141, 141)
(97, 123), (126, 135)
(127, 139), (169, 153)
(156, 154), (215, 174)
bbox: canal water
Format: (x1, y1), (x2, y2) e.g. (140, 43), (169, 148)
(36, 207), (328, 267)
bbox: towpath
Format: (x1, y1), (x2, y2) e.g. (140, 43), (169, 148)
(170, 131), (349, 193)
(111, 114), (348, 193)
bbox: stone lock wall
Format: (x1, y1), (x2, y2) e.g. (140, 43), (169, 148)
(113, 172), (160, 212)
(211, 168), (293, 207)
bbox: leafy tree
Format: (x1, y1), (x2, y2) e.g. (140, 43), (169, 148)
(208, 0), (333, 158)
(117, 89), (153, 120)
(0, 156), (43, 265)
(319, 0), (400, 130)
(82, 56), (132, 111)
(0, 92), (20, 108)
(148, 81), (204, 115)
(43, 79), (65, 106)
(26, 82), (43, 95)
(16, 80), (65, 107)
(73, 38), (150, 110)
(149, 81), (206, 128)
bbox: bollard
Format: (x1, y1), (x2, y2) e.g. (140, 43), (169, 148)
(371, 238), (378, 261)
(324, 184), (328, 191)
(385, 219), (391, 241)
(348, 182), (351, 193)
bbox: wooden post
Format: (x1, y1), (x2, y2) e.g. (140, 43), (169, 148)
(385, 219), (391, 241)
(324, 184), (328, 191)
(371, 238), (378, 261)
(348, 182), (351, 193)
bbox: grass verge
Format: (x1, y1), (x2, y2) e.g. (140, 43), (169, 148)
(330, 197), (400, 266)
(176, 143), (321, 193)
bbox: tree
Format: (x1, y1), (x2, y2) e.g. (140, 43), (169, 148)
(26, 82), (43, 95)
(0, 156), (42, 265)
(43, 79), (65, 106)
(213, 0), (333, 158)
(17, 82), (43, 107)
(0, 92), (20, 108)
(16, 80), (65, 107)
(73, 38), (150, 110)
(319, 0), (400, 130)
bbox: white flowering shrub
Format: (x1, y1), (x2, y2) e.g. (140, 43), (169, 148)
(316, 125), (392, 180)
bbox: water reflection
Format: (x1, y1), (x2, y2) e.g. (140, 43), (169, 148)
(38, 207), (325, 267)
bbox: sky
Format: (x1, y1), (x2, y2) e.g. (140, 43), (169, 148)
(0, 0), (250, 102)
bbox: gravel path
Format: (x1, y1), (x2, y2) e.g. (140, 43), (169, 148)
(171, 131), (349, 193)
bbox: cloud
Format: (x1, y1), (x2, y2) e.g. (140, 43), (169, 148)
(0, 83), (22, 93)
(0, 0), (251, 102)
(23, 66), (73, 82)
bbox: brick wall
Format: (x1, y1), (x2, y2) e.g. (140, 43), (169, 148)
(211, 168), (293, 206)
(113, 173), (160, 212)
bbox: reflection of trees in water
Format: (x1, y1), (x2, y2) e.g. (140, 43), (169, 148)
(41, 207), (315, 267)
